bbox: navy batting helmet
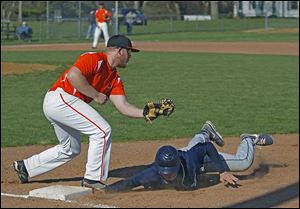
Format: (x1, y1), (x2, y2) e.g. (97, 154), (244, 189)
(155, 145), (180, 175)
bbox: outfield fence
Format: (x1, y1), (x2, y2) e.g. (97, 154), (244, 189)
(1, 15), (299, 42)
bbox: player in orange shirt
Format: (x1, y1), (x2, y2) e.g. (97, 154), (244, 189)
(92, 2), (111, 49)
(12, 35), (173, 191)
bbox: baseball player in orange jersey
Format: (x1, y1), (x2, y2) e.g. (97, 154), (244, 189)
(12, 35), (175, 191)
(92, 2), (111, 48)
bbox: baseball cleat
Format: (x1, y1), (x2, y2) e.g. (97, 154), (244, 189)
(240, 133), (273, 146)
(201, 121), (224, 147)
(13, 160), (29, 184)
(81, 178), (106, 191)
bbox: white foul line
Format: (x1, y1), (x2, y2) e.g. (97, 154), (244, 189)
(1, 192), (29, 199)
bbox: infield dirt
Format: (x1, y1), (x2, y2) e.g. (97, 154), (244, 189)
(1, 134), (299, 208)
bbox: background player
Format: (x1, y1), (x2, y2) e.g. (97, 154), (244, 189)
(104, 121), (273, 192)
(12, 34), (174, 191)
(92, 2), (111, 49)
(86, 10), (96, 40)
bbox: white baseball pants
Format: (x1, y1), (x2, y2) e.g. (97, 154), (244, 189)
(92, 22), (109, 48)
(24, 88), (112, 182)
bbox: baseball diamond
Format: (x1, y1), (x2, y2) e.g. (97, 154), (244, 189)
(1, 39), (298, 208)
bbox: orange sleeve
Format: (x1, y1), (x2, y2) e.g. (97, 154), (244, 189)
(73, 53), (98, 77)
(105, 10), (111, 19)
(110, 77), (125, 96)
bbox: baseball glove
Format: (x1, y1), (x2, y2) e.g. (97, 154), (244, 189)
(143, 99), (175, 123)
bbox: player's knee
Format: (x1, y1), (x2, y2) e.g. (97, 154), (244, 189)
(234, 158), (254, 171)
(59, 146), (80, 158)
(91, 124), (112, 140)
(105, 125), (112, 136)
(101, 125), (112, 141)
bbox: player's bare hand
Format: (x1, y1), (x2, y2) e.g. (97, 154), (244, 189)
(220, 172), (239, 187)
(94, 93), (108, 105)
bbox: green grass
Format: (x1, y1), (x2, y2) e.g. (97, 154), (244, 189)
(1, 17), (298, 44)
(121, 17), (299, 34)
(1, 50), (298, 147)
(1, 30), (298, 45)
(129, 31), (299, 42)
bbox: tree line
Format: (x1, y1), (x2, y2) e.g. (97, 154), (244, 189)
(1, 1), (234, 21)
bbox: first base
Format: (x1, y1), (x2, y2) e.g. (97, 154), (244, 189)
(29, 185), (92, 201)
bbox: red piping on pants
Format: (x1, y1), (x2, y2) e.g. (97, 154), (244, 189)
(60, 94), (107, 180)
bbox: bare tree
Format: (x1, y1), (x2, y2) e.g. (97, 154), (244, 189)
(210, 1), (219, 19)
(173, 2), (181, 20)
(121, 1), (133, 8)
(200, 1), (210, 15)
(1, 1), (18, 21)
(218, 1), (234, 17)
(123, 1), (146, 11)
(133, 1), (140, 10)
(166, 1), (181, 20)
(141, 1), (148, 11)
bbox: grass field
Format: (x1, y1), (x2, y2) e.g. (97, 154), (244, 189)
(2, 31), (299, 46)
(1, 17), (299, 44)
(1, 49), (299, 147)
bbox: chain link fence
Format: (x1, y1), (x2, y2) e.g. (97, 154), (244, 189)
(1, 15), (299, 42)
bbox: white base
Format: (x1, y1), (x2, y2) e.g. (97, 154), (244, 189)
(29, 185), (92, 201)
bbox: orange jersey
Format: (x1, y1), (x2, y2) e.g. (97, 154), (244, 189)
(95, 9), (111, 23)
(50, 52), (125, 103)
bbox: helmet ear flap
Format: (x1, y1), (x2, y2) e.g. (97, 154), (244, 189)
(155, 145), (180, 175)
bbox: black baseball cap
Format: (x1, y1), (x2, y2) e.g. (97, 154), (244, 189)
(107, 35), (140, 52)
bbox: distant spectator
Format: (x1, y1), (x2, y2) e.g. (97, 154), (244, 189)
(125, 11), (137, 35)
(86, 10), (96, 40)
(16, 21), (32, 42)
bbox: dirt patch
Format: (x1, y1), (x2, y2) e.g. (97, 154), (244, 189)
(243, 28), (299, 33)
(134, 41), (299, 55)
(1, 41), (299, 55)
(1, 62), (56, 75)
(2, 41), (298, 76)
(1, 41), (298, 76)
(1, 134), (299, 208)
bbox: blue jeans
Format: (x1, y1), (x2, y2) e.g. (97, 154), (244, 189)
(86, 24), (96, 39)
(126, 23), (133, 35)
